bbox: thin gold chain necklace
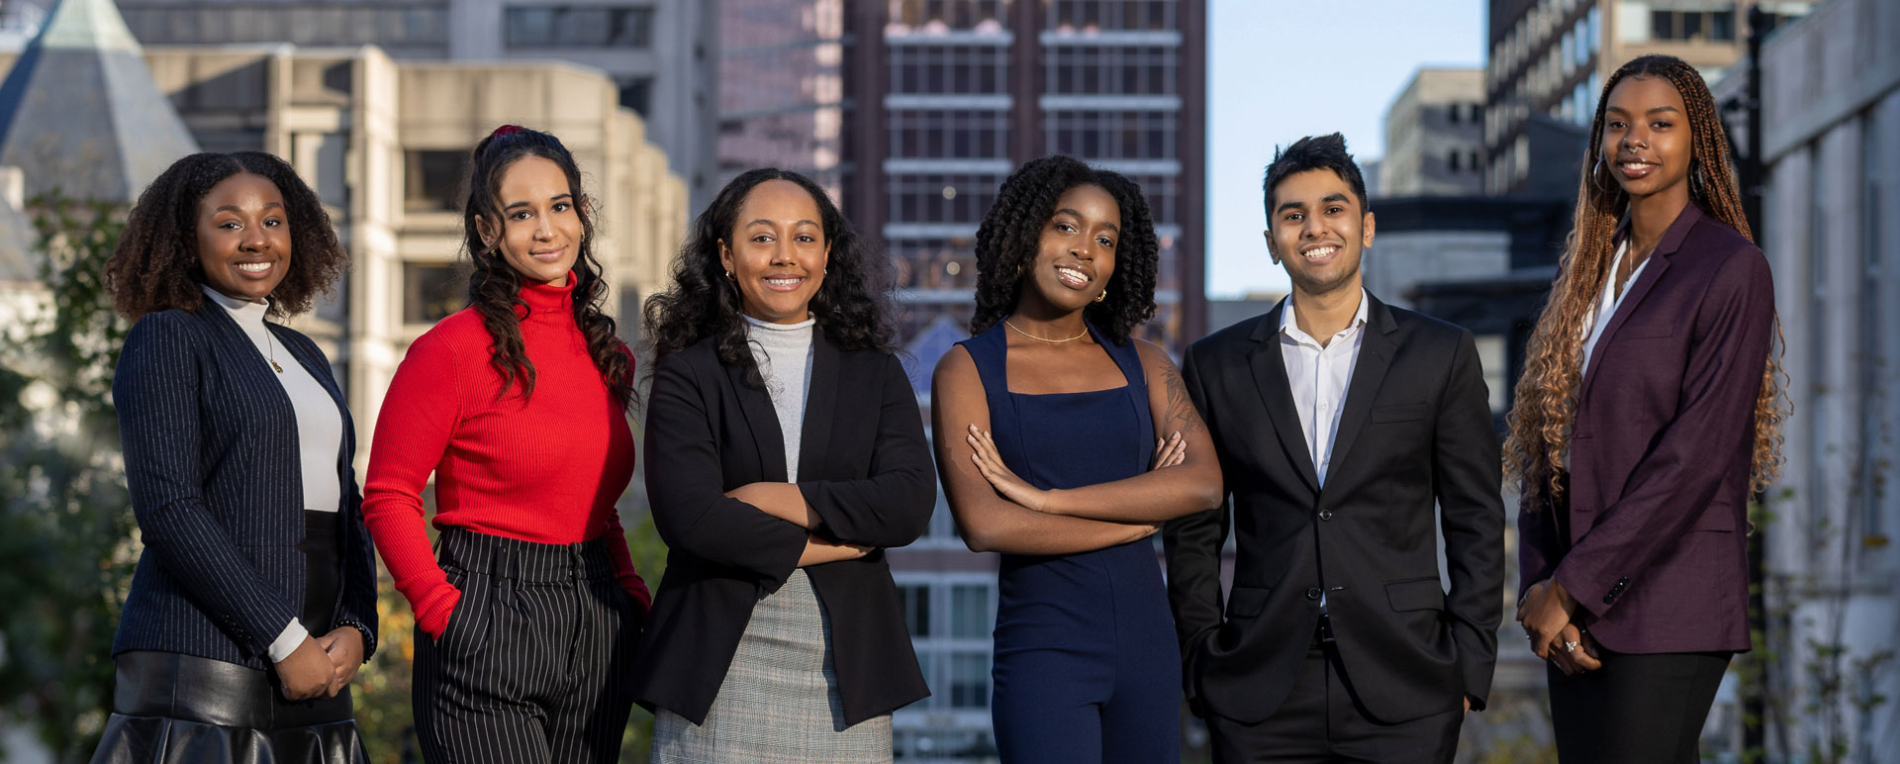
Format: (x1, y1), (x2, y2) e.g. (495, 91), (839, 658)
(1004, 319), (1088, 343)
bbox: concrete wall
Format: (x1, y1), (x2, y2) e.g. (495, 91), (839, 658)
(1755, 0), (1900, 758)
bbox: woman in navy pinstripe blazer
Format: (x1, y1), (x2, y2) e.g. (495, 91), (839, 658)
(89, 152), (378, 764)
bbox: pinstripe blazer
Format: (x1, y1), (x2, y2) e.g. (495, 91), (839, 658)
(111, 301), (378, 670)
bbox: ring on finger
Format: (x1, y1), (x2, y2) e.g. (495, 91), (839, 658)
(1564, 641), (1579, 653)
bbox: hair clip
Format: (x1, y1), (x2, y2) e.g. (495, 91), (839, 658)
(490, 124), (525, 138)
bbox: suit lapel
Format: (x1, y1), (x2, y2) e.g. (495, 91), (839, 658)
(1247, 304), (1321, 494)
(1579, 204), (1699, 399)
(726, 358), (788, 482)
(1324, 295), (1399, 482)
(796, 331), (840, 482)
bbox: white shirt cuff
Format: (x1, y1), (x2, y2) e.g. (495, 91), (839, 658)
(268, 618), (309, 663)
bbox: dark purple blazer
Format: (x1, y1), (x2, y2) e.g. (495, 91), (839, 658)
(1517, 202), (1774, 655)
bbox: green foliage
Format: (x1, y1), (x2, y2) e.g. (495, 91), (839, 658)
(0, 196), (133, 760)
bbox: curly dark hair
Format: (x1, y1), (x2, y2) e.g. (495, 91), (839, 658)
(643, 168), (895, 386)
(459, 125), (633, 410)
(969, 155), (1159, 346)
(105, 151), (347, 320)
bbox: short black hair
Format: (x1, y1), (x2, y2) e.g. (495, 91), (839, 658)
(1261, 132), (1369, 227)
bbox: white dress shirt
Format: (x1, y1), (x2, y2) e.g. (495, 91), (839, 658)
(202, 286), (343, 662)
(1278, 289), (1370, 488)
(1580, 239), (1648, 377)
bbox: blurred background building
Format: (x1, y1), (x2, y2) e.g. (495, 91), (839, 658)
(1381, 67), (1486, 198)
(109, 0), (719, 208)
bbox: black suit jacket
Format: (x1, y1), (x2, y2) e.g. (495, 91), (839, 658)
(628, 330), (937, 726)
(112, 303), (379, 670)
(1163, 292), (1504, 725)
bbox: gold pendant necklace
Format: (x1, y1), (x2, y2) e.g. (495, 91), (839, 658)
(264, 330), (284, 374)
(1004, 319), (1089, 343)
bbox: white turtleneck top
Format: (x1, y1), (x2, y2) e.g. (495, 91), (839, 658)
(202, 286), (344, 661)
(743, 315), (815, 482)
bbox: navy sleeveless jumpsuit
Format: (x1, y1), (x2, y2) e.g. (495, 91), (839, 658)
(960, 321), (1182, 763)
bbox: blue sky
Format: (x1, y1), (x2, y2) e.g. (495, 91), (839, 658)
(1204, 0), (1487, 297)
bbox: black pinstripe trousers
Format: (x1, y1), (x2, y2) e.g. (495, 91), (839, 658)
(414, 529), (641, 764)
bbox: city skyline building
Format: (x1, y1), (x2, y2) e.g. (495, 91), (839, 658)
(1380, 67), (1486, 198)
(108, 0), (721, 208)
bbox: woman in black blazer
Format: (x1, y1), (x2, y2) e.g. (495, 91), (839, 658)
(631, 169), (936, 762)
(91, 152), (377, 764)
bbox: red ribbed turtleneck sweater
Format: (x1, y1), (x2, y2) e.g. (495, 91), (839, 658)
(363, 275), (649, 638)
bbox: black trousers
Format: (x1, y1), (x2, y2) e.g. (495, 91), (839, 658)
(1207, 637), (1462, 763)
(1548, 649), (1731, 763)
(414, 529), (642, 764)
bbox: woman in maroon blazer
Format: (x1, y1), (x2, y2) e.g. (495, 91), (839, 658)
(1505, 54), (1787, 763)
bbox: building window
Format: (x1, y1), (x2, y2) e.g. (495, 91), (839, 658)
(887, 174), (1004, 224)
(888, 0), (1009, 30)
(888, 44), (1009, 95)
(1448, 150), (1461, 172)
(1649, 10), (1734, 42)
(888, 109), (1010, 159)
(617, 76), (653, 115)
(1044, 109), (1177, 160)
(121, 6), (449, 47)
(1045, 44), (1178, 96)
(896, 575), (998, 714)
(505, 5), (654, 48)
(404, 263), (464, 325)
(1047, 0), (1176, 31)
(891, 240), (979, 289)
(405, 149), (468, 212)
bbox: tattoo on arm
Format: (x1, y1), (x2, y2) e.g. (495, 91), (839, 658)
(1159, 361), (1207, 436)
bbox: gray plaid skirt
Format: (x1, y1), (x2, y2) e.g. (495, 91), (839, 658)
(651, 569), (893, 763)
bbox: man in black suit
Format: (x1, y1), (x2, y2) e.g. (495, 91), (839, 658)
(1164, 133), (1504, 762)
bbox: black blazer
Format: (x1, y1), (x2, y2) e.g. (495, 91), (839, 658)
(112, 302), (379, 670)
(1163, 293), (1504, 725)
(628, 330), (937, 726)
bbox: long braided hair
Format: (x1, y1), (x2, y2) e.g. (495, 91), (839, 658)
(459, 125), (634, 409)
(1503, 54), (1787, 511)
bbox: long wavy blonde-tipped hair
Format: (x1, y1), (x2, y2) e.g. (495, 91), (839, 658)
(1502, 54), (1788, 511)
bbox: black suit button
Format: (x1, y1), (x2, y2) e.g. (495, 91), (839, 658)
(1306, 587), (1322, 601)
(1603, 595), (1615, 605)
(1319, 510), (1334, 521)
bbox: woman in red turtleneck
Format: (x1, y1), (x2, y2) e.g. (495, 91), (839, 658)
(363, 125), (647, 764)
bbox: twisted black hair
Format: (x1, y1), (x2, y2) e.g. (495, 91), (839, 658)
(459, 126), (633, 410)
(969, 155), (1159, 346)
(643, 168), (895, 386)
(106, 151), (347, 320)
(1261, 132), (1370, 226)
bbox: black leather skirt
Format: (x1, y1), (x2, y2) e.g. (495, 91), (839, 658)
(91, 511), (365, 764)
